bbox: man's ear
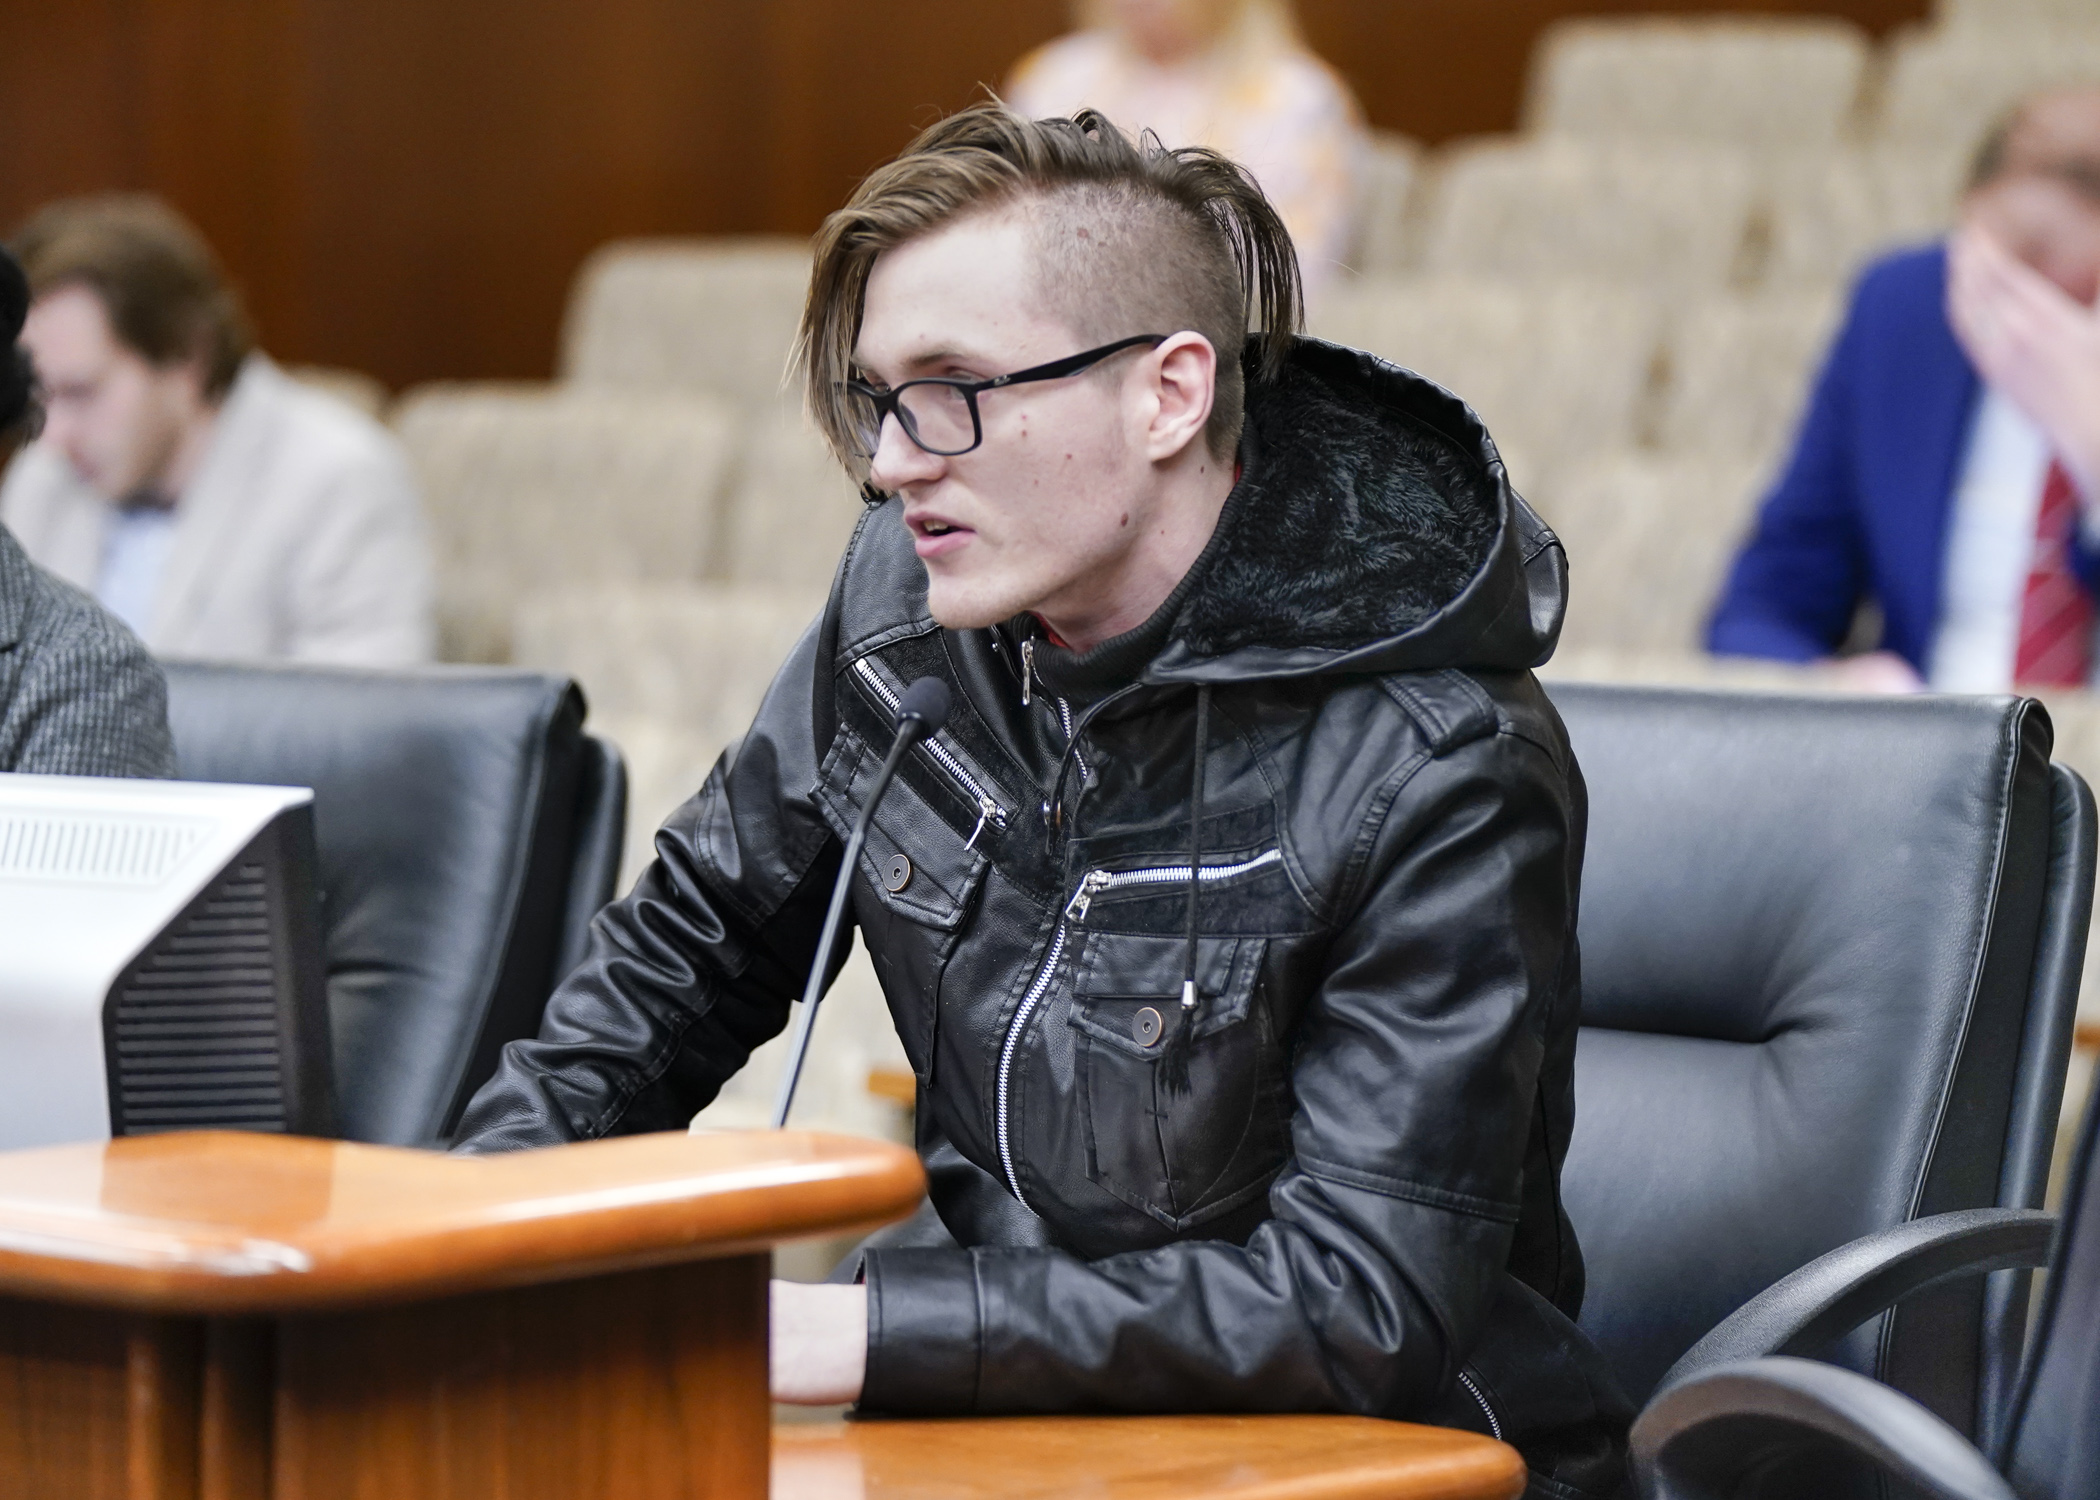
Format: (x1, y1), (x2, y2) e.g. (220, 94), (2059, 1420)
(1144, 331), (1217, 464)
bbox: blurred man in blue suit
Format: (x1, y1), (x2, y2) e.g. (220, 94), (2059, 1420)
(1709, 87), (2100, 692)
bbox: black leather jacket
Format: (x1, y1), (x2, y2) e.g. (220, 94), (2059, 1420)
(457, 339), (1630, 1498)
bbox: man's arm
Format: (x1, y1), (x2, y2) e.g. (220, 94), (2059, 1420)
(452, 623), (843, 1150)
(1705, 299), (1871, 666)
(857, 723), (1573, 1418)
(1, 575), (175, 778)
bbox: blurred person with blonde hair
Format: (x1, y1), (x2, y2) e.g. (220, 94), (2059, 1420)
(1, 195), (434, 666)
(1005, 0), (1366, 292)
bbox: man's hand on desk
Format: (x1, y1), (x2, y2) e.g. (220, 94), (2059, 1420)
(770, 1279), (868, 1404)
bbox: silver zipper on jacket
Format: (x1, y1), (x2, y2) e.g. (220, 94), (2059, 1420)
(1055, 695), (1091, 784)
(1061, 848), (1283, 924)
(851, 657), (1009, 848)
(995, 848), (1283, 1206)
(1456, 1369), (1502, 1442)
(995, 907), (1075, 1206)
(1020, 639), (1036, 706)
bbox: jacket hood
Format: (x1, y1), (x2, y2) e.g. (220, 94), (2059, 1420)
(1027, 336), (1566, 694)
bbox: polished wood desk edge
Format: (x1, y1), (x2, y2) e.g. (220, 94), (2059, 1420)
(0, 1129), (925, 1314)
(772, 1414), (1530, 1500)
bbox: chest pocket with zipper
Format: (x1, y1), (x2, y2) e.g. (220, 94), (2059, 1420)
(813, 657), (1007, 1078)
(1068, 930), (1288, 1231)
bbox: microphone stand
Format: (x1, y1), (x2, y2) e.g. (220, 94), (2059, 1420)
(770, 679), (947, 1129)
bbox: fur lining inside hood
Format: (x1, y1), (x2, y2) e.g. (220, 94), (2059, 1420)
(1035, 337), (1567, 692)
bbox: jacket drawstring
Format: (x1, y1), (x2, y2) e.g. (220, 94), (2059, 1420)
(1161, 683), (1210, 1095)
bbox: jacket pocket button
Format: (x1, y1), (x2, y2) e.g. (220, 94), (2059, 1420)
(1131, 1007), (1163, 1047)
(883, 854), (913, 892)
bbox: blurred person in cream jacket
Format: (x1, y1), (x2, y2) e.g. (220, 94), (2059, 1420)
(0, 195), (433, 666)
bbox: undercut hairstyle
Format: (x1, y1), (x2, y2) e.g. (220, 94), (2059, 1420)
(11, 195), (253, 401)
(798, 104), (1303, 473)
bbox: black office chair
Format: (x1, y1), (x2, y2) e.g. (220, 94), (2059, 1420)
(1632, 1068), (2100, 1499)
(164, 662), (626, 1146)
(1547, 685), (2093, 1451)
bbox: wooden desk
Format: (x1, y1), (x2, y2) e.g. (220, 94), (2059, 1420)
(773, 1414), (1528, 1500)
(0, 1129), (923, 1500)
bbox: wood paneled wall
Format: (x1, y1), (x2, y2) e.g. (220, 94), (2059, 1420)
(0, 0), (1926, 390)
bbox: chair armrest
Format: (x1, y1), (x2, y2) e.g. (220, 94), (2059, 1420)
(1632, 1357), (2015, 1500)
(1658, 1207), (2056, 1392)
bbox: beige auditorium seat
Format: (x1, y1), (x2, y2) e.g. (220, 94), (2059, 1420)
(286, 364), (390, 419)
(1310, 275), (1661, 485)
(511, 580), (821, 750)
(723, 403), (866, 591)
(559, 236), (813, 406)
(1656, 289), (1843, 474)
(1931, 0), (2100, 32)
(1757, 146), (1966, 289)
(1342, 130), (1424, 278)
(1537, 643), (1820, 691)
(1875, 25), (2100, 164)
(1525, 16), (1872, 151)
(393, 384), (738, 662)
(1415, 137), (1760, 298)
(1529, 450), (1767, 657)
(511, 578), (911, 1144)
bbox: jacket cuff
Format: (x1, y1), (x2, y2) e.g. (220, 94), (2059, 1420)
(860, 1247), (981, 1413)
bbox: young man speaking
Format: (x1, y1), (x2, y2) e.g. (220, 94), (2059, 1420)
(455, 106), (1626, 1496)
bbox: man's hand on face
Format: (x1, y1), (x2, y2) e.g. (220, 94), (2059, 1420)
(1948, 222), (2100, 502)
(769, 1279), (868, 1405)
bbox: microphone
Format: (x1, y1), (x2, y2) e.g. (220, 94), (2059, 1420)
(770, 675), (952, 1128)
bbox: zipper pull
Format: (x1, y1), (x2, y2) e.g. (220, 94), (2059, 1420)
(1063, 870), (1109, 923)
(1020, 639), (1035, 707)
(1180, 978), (1199, 1013)
(964, 794), (999, 851)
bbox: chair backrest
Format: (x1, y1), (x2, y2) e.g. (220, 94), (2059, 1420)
(1933, 0), (2100, 29)
(1534, 452), (1766, 655)
(1875, 26), (2100, 157)
(511, 581), (819, 890)
(559, 236), (813, 403)
(1344, 131), (1424, 277)
(1526, 16), (1871, 150)
(1655, 290), (1843, 469)
(721, 404), (866, 591)
(162, 662), (624, 1146)
(1758, 147), (1965, 290)
(1309, 275), (1659, 484)
(391, 384), (737, 662)
(2003, 1046), (2100, 1497)
(1416, 137), (1759, 299)
(1549, 687), (2081, 1443)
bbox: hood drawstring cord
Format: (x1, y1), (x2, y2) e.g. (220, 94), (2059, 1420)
(1160, 683), (1210, 1096)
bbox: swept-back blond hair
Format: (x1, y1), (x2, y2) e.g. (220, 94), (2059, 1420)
(797, 104), (1302, 473)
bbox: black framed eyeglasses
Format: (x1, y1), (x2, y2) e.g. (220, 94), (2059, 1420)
(843, 333), (1167, 458)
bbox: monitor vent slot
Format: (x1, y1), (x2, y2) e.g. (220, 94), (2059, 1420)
(111, 860), (287, 1133)
(0, 814), (207, 886)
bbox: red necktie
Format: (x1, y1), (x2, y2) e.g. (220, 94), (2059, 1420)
(2014, 459), (2094, 688)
